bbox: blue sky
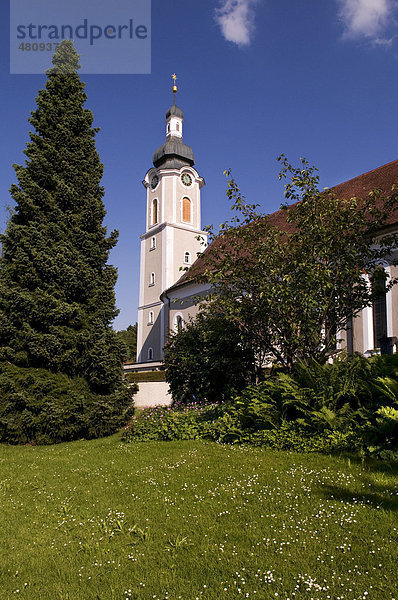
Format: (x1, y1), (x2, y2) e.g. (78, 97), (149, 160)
(1, 0), (398, 329)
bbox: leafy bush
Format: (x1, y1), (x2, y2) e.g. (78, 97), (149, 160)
(123, 405), (345, 454)
(164, 312), (255, 404)
(122, 401), (361, 454)
(232, 353), (398, 431)
(123, 354), (398, 458)
(0, 363), (134, 444)
(229, 353), (398, 456)
(360, 405), (398, 460)
(231, 367), (363, 435)
(123, 403), (223, 442)
(241, 422), (360, 453)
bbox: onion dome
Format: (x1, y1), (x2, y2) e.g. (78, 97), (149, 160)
(153, 74), (195, 169)
(153, 138), (195, 169)
(166, 104), (184, 119)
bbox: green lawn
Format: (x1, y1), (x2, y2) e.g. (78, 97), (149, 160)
(0, 436), (396, 600)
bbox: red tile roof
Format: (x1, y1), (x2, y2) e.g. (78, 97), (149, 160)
(332, 159), (398, 227)
(168, 159), (398, 293)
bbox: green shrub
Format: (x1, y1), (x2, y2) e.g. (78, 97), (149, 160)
(123, 402), (361, 454)
(230, 353), (398, 456)
(0, 363), (134, 444)
(361, 405), (398, 460)
(122, 403), (224, 442)
(233, 353), (398, 431)
(164, 312), (255, 405)
(241, 422), (360, 453)
(123, 354), (398, 458)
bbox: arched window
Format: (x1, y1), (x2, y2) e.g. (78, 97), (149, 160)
(151, 199), (158, 226)
(149, 272), (155, 286)
(167, 123), (170, 133)
(148, 348), (153, 360)
(176, 122), (180, 131)
(148, 311), (154, 325)
(182, 197), (191, 223)
(176, 315), (184, 332)
(150, 236), (156, 250)
(184, 251), (191, 264)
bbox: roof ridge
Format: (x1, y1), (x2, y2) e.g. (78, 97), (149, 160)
(333, 158), (398, 190)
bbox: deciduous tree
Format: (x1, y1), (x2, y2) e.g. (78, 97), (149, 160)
(195, 157), (398, 371)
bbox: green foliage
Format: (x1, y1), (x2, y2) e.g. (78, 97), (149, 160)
(124, 354), (398, 458)
(123, 402), (246, 444)
(0, 42), (129, 442)
(164, 311), (255, 404)
(123, 404), (215, 442)
(123, 402), (360, 454)
(241, 422), (360, 453)
(197, 158), (398, 370)
(362, 369), (398, 459)
(230, 353), (398, 456)
(115, 324), (137, 363)
(0, 363), (133, 444)
(230, 356), (368, 435)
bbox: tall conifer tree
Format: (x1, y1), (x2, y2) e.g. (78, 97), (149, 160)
(0, 41), (131, 443)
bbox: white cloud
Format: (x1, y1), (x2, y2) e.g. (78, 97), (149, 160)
(373, 35), (394, 45)
(338, 0), (394, 40)
(215, 0), (260, 47)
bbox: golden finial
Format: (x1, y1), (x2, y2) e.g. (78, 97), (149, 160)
(172, 73), (178, 94)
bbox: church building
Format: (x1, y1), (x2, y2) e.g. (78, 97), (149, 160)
(134, 79), (398, 376)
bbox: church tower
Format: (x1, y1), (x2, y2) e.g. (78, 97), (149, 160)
(136, 77), (206, 363)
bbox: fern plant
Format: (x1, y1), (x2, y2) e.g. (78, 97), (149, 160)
(232, 353), (398, 436)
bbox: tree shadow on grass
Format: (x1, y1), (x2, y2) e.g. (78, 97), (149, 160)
(320, 478), (398, 512)
(344, 455), (398, 477)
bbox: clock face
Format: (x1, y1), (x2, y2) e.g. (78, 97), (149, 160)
(151, 175), (159, 189)
(181, 173), (192, 187)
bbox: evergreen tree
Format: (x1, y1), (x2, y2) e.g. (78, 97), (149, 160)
(0, 41), (132, 443)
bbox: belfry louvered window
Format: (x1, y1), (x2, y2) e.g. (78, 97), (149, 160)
(182, 197), (191, 223)
(152, 199), (158, 225)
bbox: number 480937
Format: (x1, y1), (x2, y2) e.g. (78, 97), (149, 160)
(19, 42), (60, 51)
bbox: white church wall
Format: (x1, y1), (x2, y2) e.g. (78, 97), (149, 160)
(134, 381), (173, 407)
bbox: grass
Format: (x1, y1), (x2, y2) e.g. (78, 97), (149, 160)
(0, 436), (397, 600)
